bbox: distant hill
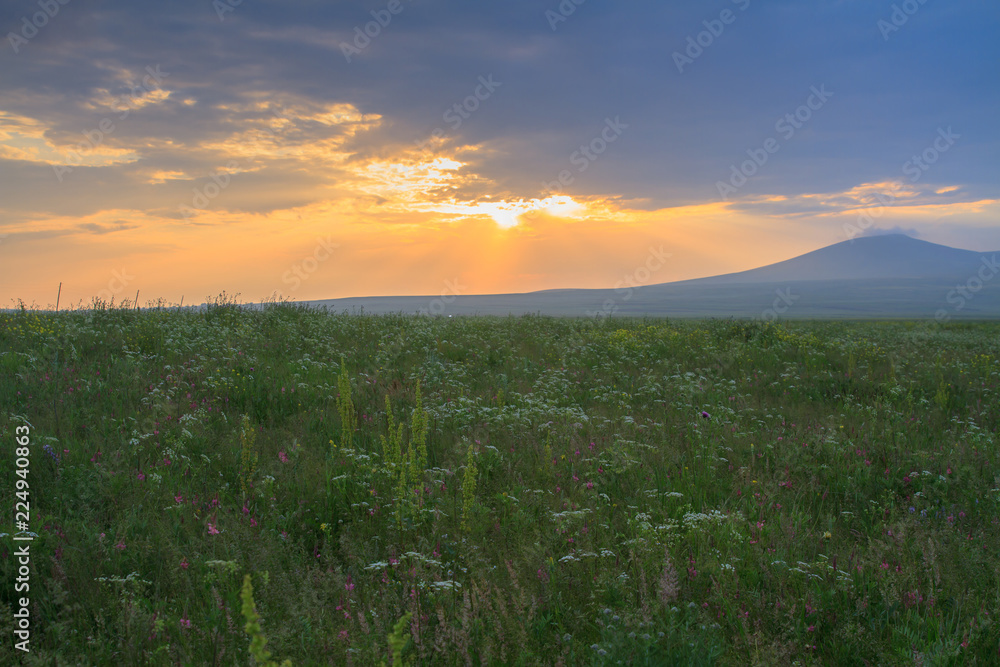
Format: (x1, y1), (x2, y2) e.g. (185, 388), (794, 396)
(676, 234), (999, 284)
(306, 235), (1000, 319)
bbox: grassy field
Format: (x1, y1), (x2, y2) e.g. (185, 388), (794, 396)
(2, 299), (999, 665)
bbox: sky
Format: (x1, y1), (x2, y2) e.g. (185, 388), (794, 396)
(1, 0), (998, 307)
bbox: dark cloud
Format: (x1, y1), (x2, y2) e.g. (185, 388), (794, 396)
(0, 0), (997, 219)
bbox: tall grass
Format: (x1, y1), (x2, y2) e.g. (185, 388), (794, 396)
(1, 302), (998, 664)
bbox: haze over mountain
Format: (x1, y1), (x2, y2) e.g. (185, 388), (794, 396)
(678, 234), (1000, 285)
(307, 235), (1000, 319)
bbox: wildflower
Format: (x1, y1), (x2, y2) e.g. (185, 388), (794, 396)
(823, 531), (832, 540)
(137, 472), (145, 481)
(180, 558), (189, 570)
(207, 522), (219, 535)
(278, 450), (289, 463)
(115, 542), (126, 551)
(701, 411), (710, 419)
(180, 617), (191, 629)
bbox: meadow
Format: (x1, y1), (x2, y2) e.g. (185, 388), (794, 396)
(1, 298), (999, 665)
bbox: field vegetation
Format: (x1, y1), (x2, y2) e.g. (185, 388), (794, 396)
(1, 297), (999, 665)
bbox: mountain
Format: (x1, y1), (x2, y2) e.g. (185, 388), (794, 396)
(306, 235), (1000, 319)
(676, 234), (999, 285)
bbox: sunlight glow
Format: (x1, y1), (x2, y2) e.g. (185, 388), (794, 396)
(417, 195), (585, 228)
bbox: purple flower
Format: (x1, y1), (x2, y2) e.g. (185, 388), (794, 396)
(701, 411), (710, 419)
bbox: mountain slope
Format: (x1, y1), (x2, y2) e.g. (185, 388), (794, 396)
(306, 234), (1000, 318)
(673, 234), (999, 285)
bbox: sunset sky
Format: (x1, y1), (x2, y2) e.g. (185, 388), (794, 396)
(1, 0), (998, 307)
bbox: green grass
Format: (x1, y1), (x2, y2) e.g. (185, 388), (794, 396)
(1, 300), (999, 665)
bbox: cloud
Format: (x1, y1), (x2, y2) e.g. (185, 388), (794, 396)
(1, 0), (999, 304)
(77, 221), (140, 234)
(860, 226), (921, 239)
